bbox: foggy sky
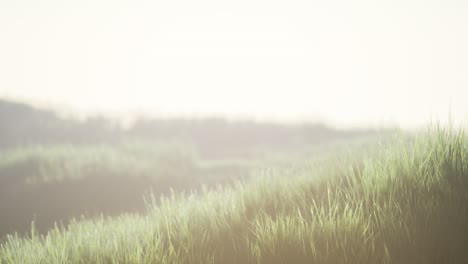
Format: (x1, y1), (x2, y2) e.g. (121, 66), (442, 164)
(1, 0), (467, 128)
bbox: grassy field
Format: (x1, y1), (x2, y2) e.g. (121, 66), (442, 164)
(0, 141), (254, 238)
(1, 126), (467, 263)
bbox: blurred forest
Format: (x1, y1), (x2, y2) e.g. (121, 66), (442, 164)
(0, 99), (383, 157)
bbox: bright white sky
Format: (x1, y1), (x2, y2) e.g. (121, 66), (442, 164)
(0, 0), (467, 128)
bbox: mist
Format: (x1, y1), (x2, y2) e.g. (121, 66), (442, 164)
(1, 1), (468, 263)
(1, 0), (468, 128)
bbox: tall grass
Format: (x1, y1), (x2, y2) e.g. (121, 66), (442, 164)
(1, 126), (467, 263)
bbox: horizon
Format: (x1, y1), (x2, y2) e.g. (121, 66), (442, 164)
(1, 0), (467, 129)
(0, 97), (456, 132)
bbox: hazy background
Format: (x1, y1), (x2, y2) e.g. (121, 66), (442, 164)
(1, 0), (467, 128)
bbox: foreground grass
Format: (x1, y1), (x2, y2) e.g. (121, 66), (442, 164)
(1, 127), (467, 263)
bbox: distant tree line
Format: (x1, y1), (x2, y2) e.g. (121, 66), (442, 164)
(0, 99), (386, 158)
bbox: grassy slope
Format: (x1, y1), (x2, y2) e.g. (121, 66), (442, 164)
(1, 127), (468, 263)
(0, 142), (249, 238)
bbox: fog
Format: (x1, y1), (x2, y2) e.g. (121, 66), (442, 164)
(1, 0), (467, 128)
(1, 2), (468, 261)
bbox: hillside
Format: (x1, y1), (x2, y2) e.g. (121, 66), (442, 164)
(1, 127), (467, 263)
(0, 99), (389, 238)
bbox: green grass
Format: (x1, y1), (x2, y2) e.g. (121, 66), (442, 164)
(1, 126), (467, 263)
(0, 141), (254, 238)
